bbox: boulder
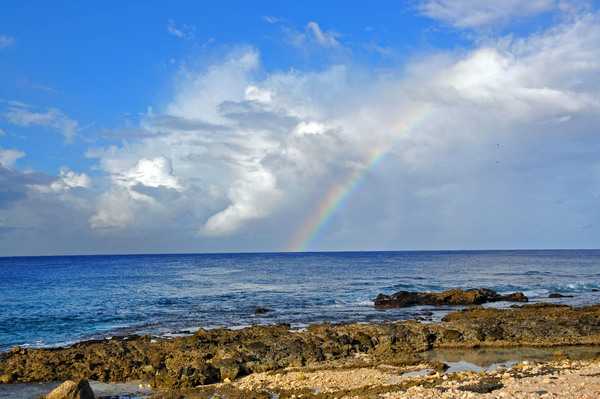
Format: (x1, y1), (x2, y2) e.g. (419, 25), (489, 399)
(45, 379), (95, 399)
(374, 288), (528, 309)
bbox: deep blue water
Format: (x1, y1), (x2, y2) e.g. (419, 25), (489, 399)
(1, 250), (600, 351)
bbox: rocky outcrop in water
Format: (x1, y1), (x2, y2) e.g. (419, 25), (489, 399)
(373, 288), (527, 309)
(44, 379), (95, 399)
(549, 293), (574, 298)
(3, 303), (600, 390)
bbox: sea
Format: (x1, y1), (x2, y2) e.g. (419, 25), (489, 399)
(1, 250), (600, 352)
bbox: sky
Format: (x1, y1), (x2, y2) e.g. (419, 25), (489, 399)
(1, 0), (600, 256)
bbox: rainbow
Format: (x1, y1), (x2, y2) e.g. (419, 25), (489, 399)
(286, 103), (431, 252)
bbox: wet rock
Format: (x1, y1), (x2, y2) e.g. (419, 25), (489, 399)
(510, 303), (570, 309)
(374, 288), (528, 309)
(549, 293), (574, 298)
(45, 379), (95, 399)
(254, 307), (271, 315)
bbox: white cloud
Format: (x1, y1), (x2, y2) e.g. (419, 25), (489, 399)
(306, 21), (340, 47)
(245, 85), (273, 103)
(89, 189), (134, 229)
(88, 157), (182, 229)
(116, 157), (182, 192)
(420, 0), (566, 28)
(167, 19), (195, 39)
(32, 168), (91, 193)
(203, 165), (281, 236)
(167, 48), (260, 123)
(293, 121), (327, 136)
(81, 12), (600, 244)
(287, 21), (342, 49)
(263, 16), (282, 24)
(3, 103), (78, 142)
(53, 168), (91, 191)
(0, 148), (25, 168)
(0, 35), (14, 48)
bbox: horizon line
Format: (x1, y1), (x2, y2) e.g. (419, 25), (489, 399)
(1, 247), (599, 259)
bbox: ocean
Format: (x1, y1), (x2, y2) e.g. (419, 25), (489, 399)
(1, 250), (600, 351)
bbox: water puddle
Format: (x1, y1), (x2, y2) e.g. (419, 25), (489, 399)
(424, 345), (600, 373)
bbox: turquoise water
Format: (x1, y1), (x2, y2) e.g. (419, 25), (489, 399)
(1, 250), (600, 350)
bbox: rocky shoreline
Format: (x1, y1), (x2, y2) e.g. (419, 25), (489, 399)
(2, 301), (600, 397)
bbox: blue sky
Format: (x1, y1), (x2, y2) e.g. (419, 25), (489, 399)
(1, 1), (600, 255)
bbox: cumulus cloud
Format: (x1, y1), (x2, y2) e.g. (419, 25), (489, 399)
(0, 35), (14, 48)
(88, 156), (183, 229)
(80, 11), (600, 247)
(3, 103), (78, 142)
(419, 0), (572, 28)
(203, 166), (281, 235)
(34, 168), (91, 193)
(117, 157), (182, 192)
(89, 189), (134, 229)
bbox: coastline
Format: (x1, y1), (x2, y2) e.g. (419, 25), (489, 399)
(3, 303), (600, 397)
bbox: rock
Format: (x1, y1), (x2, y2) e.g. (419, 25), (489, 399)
(549, 293), (574, 298)
(374, 288), (528, 309)
(458, 378), (503, 393)
(0, 373), (15, 384)
(6, 303), (600, 390)
(45, 379), (95, 399)
(214, 358), (240, 381)
(254, 307), (271, 315)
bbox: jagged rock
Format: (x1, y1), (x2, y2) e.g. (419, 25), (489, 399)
(5, 304), (600, 390)
(45, 379), (95, 399)
(374, 288), (528, 309)
(214, 358), (240, 381)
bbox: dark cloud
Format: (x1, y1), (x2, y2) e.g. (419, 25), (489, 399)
(0, 166), (51, 208)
